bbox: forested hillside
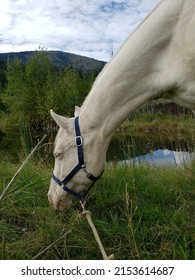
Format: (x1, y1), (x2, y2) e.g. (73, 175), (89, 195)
(0, 50), (106, 73)
(0, 51), (99, 131)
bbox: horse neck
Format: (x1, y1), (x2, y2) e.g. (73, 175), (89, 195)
(80, 0), (184, 139)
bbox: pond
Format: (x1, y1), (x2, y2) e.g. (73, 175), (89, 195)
(1, 127), (195, 167)
(118, 149), (195, 166)
(107, 132), (195, 166)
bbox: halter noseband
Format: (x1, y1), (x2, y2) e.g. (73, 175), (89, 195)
(52, 116), (103, 202)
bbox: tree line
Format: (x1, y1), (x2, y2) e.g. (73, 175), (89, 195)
(0, 51), (97, 131)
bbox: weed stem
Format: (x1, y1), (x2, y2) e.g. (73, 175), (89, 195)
(0, 135), (47, 202)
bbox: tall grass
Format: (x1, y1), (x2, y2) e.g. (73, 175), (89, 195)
(122, 113), (195, 136)
(0, 157), (194, 260)
(19, 123), (34, 157)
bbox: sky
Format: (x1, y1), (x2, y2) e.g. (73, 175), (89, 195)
(0, 0), (161, 61)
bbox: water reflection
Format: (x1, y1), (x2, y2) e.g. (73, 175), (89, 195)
(107, 132), (195, 166)
(119, 149), (195, 167)
(1, 126), (195, 167)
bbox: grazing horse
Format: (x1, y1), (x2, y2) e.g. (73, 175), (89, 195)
(48, 0), (195, 209)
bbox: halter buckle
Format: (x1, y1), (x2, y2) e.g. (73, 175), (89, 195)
(75, 136), (83, 146)
(81, 163), (86, 169)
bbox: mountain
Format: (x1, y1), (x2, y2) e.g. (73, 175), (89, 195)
(0, 50), (106, 72)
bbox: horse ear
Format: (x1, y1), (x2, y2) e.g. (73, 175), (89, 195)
(50, 109), (69, 129)
(74, 106), (80, 117)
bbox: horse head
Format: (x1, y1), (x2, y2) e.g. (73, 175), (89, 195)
(48, 107), (105, 210)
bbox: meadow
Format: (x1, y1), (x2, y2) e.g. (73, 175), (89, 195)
(0, 53), (194, 260)
(0, 151), (194, 260)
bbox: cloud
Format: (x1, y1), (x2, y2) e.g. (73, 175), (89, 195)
(100, 1), (130, 13)
(0, 0), (160, 61)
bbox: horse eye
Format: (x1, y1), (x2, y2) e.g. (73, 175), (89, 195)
(54, 152), (62, 159)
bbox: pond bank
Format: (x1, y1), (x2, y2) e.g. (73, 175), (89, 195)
(119, 114), (195, 135)
(1, 114), (195, 163)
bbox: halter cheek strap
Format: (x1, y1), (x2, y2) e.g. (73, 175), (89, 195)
(52, 116), (103, 202)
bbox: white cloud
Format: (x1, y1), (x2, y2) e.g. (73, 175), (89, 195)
(0, 0), (161, 61)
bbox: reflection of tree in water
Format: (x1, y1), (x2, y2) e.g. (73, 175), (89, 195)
(107, 133), (195, 162)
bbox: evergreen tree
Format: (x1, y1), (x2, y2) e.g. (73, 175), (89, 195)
(0, 61), (7, 112)
(1, 51), (96, 129)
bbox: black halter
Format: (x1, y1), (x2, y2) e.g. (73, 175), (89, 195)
(52, 116), (103, 202)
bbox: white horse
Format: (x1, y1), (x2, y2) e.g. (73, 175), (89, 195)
(48, 0), (195, 209)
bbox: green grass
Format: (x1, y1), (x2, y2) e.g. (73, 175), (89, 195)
(0, 158), (194, 260)
(121, 113), (195, 137)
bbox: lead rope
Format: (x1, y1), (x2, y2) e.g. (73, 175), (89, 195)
(80, 201), (114, 260)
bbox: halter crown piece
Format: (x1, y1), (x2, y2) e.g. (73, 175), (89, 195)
(52, 116), (103, 202)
